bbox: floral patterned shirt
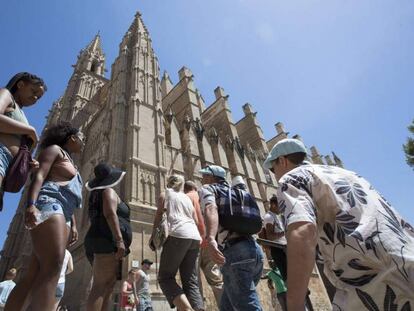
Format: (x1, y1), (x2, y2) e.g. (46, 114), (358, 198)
(277, 164), (414, 310)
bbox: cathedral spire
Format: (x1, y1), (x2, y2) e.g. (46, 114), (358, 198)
(75, 33), (106, 76)
(85, 33), (103, 55)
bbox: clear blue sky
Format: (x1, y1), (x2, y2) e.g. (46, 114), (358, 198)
(1, 0), (413, 248)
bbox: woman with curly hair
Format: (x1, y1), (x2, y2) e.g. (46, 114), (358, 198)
(5, 122), (84, 311)
(0, 72), (47, 210)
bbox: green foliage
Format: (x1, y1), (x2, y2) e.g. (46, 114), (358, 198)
(403, 119), (414, 168)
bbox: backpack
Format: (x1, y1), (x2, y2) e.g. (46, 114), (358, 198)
(214, 183), (262, 235)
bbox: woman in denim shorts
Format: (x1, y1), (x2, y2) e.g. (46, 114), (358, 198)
(0, 72), (47, 210)
(5, 122), (84, 311)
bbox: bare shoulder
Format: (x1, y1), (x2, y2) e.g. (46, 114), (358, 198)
(102, 187), (117, 200)
(0, 88), (13, 112)
(38, 144), (62, 159)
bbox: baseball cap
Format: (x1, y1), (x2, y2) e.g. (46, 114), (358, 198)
(263, 138), (307, 170)
(232, 175), (246, 187)
(142, 259), (153, 265)
(199, 165), (226, 179)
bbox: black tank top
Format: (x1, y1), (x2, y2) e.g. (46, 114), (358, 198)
(87, 190), (132, 248)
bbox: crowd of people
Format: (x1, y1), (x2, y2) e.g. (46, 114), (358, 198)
(0, 71), (413, 311)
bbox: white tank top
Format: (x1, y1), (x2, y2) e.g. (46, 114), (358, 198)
(165, 188), (201, 241)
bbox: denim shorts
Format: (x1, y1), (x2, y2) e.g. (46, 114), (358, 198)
(0, 144), (12, 178)
(36, 195), (71, 227)
(56, 282), (65, 299)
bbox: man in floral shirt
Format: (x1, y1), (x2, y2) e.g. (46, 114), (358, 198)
(263, 138), (414, 311)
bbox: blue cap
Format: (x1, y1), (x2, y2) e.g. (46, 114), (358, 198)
(199, 165), (226, 179)
(263, 138), (307, 170)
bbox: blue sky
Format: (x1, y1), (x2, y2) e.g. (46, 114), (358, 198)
(1, 0), (413, 248)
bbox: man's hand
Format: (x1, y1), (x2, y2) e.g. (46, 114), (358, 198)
(207, 238), (225, 265)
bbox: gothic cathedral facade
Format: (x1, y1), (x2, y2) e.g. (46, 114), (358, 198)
(1, 12), (341, 310)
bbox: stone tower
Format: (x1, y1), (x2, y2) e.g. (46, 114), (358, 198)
(57, 34), (107, 127)
(0, 11), (341, 310)
(0, 34), (108, 281)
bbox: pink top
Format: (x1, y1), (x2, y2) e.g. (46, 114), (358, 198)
(120, 281), (135, 307)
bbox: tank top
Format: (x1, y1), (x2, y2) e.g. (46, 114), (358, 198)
(136, 269), (151, 297)
(4, 97), (29, 141)
(120, 281), (135, 307)
(5, 97), (29, 125)
(165, 188), (201, 241)
(87, 190), (132, 250)
(37, 172), (83, 221)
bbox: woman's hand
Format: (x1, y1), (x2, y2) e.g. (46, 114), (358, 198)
(69, 225), (79, 246)
(148, 235), (156, 251)
(25, 204), (39, 229)
(26, 126), (39, 146)
(29, 159), (39, 171)
(115, 240), (126, 260)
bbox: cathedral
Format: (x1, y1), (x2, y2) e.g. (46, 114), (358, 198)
(0, 11), (341, 310)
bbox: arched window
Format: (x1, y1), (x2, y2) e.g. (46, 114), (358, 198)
(90, 61), (98, 74)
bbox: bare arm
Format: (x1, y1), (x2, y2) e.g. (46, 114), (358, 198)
(66, 252), (74, 275)
(102, 188), (125, 259)
(204, 202), (219, 242)
(27, 146), (60, 202)
(265, 223), (285, 241)
(69, 214), (78, 246)
(0, 89), (37, 138)
(25, 146), (60, 228)
(134, 272), (141, 301)
(286, 221), (317, 311)
(204, 202), (225, 265)
(122, 281), (133, 294)
(151, 193), (165, 235)
(193, 198), (206, 239)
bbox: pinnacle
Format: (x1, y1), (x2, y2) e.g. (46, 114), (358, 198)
(129, 10), (149, 35)
(85, 33), (103, 54)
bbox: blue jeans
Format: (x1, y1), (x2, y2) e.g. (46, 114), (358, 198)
(220, 238), (264, 311)
(136, 296), (153, 311)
